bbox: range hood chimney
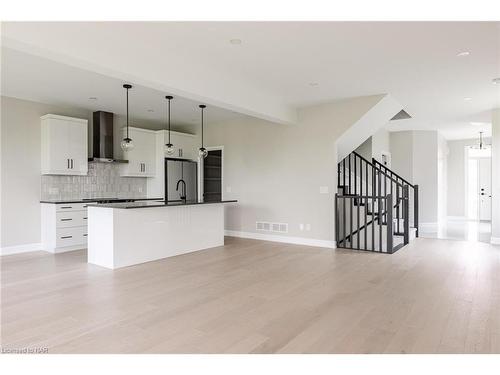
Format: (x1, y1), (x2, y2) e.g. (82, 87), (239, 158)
(89, 111), (128, 163)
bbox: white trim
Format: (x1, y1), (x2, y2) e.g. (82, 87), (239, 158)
(40, 114), (88, 123)
(490, 237), (500, 245)
(446, 216), (468, 221)
(154, 129), (196, 138)
(225, 230), (336, 249)
(206, 146), (224, 201)
(1, 243), (43, 256)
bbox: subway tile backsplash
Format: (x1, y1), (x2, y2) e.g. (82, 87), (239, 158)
(41, 162), (147, 200)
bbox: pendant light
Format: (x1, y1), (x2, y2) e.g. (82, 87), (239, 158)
(120, 84), (134, 152)
(198, 104), (208, 158)
(164, 95), (175, 156)
(470, 131), (490, 150)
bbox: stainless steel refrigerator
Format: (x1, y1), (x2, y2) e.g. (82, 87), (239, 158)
(165, 159), (197, 202)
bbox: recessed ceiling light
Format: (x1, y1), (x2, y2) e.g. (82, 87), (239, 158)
(457, 51), (470, 57)
(309, 82), (319, 87)
(230, 39), (242, 45)
(463, 97), (472, 101)
(88, 97), (98, 100)
(493, 78), (500, 85)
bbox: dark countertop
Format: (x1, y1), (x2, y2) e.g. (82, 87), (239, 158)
(40, 197), (163, 204)
(86, 199), (238, 209)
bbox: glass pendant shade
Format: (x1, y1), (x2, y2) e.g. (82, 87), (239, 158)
(165, 143), (175, 156)
(199, 147), (208, 158)
(121, 137), (134, 152)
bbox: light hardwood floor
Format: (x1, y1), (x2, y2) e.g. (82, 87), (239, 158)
(1, 237), (500, 354)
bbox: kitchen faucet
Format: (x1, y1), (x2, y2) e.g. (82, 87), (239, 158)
(176, 179), (187, 201)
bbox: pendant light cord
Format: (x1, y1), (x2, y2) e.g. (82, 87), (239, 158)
(126, 87), (129, 139)
(201, 107), (204, 148)
(168, 97), (171, 144)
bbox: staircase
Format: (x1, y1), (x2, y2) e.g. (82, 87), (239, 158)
(335, 151), (419, 254)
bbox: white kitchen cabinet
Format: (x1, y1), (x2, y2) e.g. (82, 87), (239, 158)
(170, 132), (199, 160)
(41, 114), (88, 175)
(41, 202), (91, 253)
(120, 127), (156, 177)
(146, 129), (199, 198)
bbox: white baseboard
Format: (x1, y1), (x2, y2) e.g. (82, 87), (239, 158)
(224, 230), (336, 249)
(491, 237), (500, 245)
(446, 216), (467, 221)
(0, 242), (42, 256)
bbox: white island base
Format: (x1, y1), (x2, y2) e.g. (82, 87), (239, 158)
(87, 203), (225, 269)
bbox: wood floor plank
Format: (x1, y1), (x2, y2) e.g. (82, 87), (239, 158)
(1, 236), (500, 353)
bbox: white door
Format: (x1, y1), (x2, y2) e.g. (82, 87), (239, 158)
(479, 158), (492, 221)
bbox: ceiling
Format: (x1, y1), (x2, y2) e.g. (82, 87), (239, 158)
(1, 21), (500, 139)
(0, 48), (245, 134)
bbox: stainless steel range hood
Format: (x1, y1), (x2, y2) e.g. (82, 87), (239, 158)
(88, 111), (128, 163)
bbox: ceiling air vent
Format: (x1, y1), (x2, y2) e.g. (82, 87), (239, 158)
(390, 109), (412, 121)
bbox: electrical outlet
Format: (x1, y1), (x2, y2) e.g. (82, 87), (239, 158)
(305, 224), (311, 231)
(299, 223), (304, 231)
(138, 187), (143, 193)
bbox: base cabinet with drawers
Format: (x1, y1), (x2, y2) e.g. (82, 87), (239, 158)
(41, 202), (91, 253)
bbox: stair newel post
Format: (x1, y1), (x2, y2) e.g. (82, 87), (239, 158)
(413, 184), (419, 237)
(403, 184), (410, 245)
(386, 194), (393, 254)
(335, 193), (339, 246)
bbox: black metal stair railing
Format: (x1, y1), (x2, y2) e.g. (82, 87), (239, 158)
(336, 151), (419, 254)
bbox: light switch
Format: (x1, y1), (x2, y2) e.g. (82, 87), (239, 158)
(319, 186), (329, 194)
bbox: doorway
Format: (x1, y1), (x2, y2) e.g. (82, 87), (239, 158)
(466, 147), (492, 221)
(202, 147), (223, 202)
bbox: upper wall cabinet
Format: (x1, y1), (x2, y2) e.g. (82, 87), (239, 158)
(41, 114), (88, 176)
(120, 127), (156, 177)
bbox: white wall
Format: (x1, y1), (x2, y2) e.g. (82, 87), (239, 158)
(389, 130), (440, 224)
(389, 131), (413, 182)
(372, 126), (391, 165)
(206, 95), (385, 245)
(437, 133), (448, 220)
(1, 96), (91, 249)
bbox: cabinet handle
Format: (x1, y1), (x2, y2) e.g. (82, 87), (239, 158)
(60, 206), (72, 209)
(83, 234), (88, 237)
(60, 218), (73, 221)
(67, 159), (70, 169)
(83, 217), (88, 220)
(143, 163), (146, 172)
(60, 236), (73, 239)
(71, 159), (74, 169)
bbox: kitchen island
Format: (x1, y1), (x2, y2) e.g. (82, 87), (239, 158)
(87, 200), (237, 269)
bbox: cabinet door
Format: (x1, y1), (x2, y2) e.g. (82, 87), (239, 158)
(47, 118), (70, 174)
(68, 121), (88, 175)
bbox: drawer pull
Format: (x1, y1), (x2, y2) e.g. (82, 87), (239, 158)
(83, 234), (88, 237)
(60, 218), (73, 221)
(60, 235), (73, 239)
(83, 217), (88, 220)
(60, 206), (72, 209)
